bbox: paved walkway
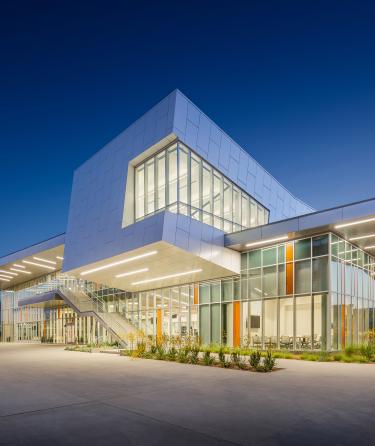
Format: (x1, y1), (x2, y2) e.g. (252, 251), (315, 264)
(0, 343), (374, 445)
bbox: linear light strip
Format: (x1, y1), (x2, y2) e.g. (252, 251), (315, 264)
(335, 217), (375, 229)
(56, 256), (64, 260)
(10, 268), (31, 274)
(364, 245), (375, 250)
(0, 275), (13, 280)
(132, 269), (202, 286)
(33, 256), (57, 265)
(246, 235), (288, 248)
(22, 260), (55, 270)
(80, 251), (158, 276)
(115, 268), (149, 278)
(349, 234), (375, 241)
(0, 278), (10, 282)
(13, 264), (25, 268)
(0, 270), (18, 276)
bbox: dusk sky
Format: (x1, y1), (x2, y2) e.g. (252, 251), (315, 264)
(1, 0), (375, 256)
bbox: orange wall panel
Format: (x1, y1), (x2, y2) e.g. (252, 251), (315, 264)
(193, 285), (198, 305)
(157, 308), (162, 341)
(286, 243), (294, 262)
(233, 301), (240, 347)
(286, 263), (294, 295)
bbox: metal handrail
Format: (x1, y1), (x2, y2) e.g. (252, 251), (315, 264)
(15, 276), (135, 346)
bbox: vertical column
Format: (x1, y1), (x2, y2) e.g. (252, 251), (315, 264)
(233, 301), (240, 347)
(157, 309), (162, 343)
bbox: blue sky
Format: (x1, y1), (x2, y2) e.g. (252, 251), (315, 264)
(1, 0), (375, 256)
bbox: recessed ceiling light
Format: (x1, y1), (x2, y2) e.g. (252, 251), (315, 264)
(13, 264), (25, 268)
(22, 260), (55, 270)
(33, 256), (57, 265)
(0, 270), (17, 276)
(349, 234), (375, 241)
(246, 235), (288, 248)
(335, 217), (375, 229)
(115, 268), (149, 278)
(80, 251), (158, 276)
(10, 268), (31, 274)
(132, 269), (202, 286)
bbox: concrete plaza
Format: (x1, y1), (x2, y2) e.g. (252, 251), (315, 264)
(0, 343), (374, 445)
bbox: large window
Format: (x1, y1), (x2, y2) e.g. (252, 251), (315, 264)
(241, 232), (375, 350)
(134, 142), (269, 232)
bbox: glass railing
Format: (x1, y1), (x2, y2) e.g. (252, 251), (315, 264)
(13, 275), (135, 344)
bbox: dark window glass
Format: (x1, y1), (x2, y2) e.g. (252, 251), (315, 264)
(278, 245), (285, 263)
(263, 247), (277, 266)
(249, 250), (261, 268)
(295, 260), (311, 294)
(312, 257), (329, 292)
(313, 235), (329, 257)
(295, 239), (311, 260)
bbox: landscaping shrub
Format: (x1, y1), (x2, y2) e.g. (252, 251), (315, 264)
(263, 351), (276, 372)
(155, 345), (166, 360)
(249, 351), (261, 369)
(218, 347), (230, 368)
(345, 345), (355, 357)
(203, 350), (215, 366)
(360, 343), (375, 362)
(189, 345), (200, 364)
(177, 348), (189, 363)
(167, 347), (178, 361)
(231, 348), (246, 369)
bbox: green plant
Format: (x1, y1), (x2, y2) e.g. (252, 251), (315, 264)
(360, 343), (375, 362)
(150, 344), (157, 355)
(318, 352), (332, 362)
(333, 353), (344, 361)
(230, 348), (246, 369)
(218, 347), (230, 368)
(155, 345), (166, 360)
(203, 350), (215, 366)
(263, 351), (276, 372)
(344, 345), (356, 357)
(136, 341), (146, 357)
(249, 351), (261, 369)
(177, 348), (189, 363)
(167, 347), (177, 361)
(189, 345), (200, 364)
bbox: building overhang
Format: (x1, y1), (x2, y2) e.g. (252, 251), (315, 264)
(64, 211), (240, 292)
(225, 197), (375, 255)
(0, 234), (65, 290)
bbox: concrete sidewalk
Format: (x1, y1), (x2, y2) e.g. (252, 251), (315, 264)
(0, 343), (374, 445)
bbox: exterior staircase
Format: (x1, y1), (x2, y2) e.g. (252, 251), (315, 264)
(17, 277), (139, 348)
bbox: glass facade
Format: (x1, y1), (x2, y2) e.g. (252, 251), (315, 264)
(0, 273), (129, 344)
(134, 142), (269, 232)
(2, 233), (374, 351)
(330, 234), (375, 349)
(241, 233), (375, 350)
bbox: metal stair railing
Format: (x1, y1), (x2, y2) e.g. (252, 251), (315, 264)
(57, 280), (137, 347)
(18, 276), (137, 347)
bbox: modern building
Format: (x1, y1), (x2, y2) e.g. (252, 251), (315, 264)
(1, 90), (374, 351)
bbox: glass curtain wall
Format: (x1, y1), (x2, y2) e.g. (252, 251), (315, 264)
(134, 142), (269, 232)
(241, 233), (375, 351)
(330, 234), (375, 349)
(130, 278), (240, 346)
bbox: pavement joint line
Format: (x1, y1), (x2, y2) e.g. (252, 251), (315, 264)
(0, 400), (96, 419)
(98, 399), (242, 446)
(0, 397), (240, 446)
